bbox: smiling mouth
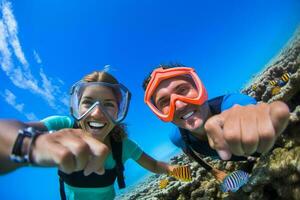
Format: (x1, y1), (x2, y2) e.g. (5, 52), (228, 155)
(88, 121), (106, 129)
(181, 111), (195, 120)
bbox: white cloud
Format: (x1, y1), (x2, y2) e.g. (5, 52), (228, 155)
(1, 89), (38, 120)
(2, 89), (24, 112)
(0, 1), (68, 117)
(2, 0), (28, 68)
(33, 50), (42, 64)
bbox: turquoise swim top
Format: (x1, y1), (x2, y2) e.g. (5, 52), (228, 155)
(41, 115), (143, 200)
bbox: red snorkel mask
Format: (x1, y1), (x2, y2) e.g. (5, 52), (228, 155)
(144, 67), (208, 122)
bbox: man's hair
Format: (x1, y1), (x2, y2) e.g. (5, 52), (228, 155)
(142, 63), (187, 91)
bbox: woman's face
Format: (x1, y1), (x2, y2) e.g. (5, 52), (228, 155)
(78, 85), (119, 141)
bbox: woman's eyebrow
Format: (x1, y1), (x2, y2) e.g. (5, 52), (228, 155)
(82, 96), (116, 102)
(102, 98), (116, 102)
(81, 96), (93, 100)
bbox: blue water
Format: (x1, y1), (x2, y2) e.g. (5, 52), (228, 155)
(0, 0), (300, 199)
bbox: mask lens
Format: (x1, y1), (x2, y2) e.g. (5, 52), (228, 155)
(150, 74), (199, 115)
(70, 82), (130, 123)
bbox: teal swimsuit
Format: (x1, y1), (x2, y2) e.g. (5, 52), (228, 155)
(41, 116), (143, 200)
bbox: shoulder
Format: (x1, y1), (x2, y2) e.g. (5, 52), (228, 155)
(122, 138), (143, 161)
(41, 115), (75, 131)
(221, 93), (257, 111)
(122, 137), (139, 148)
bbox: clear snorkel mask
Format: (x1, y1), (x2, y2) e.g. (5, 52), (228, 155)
(70, 81), (131, 125)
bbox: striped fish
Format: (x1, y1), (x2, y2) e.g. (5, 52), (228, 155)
(251, 84), (257, 91)
(220, 170), (249, 192)
(158, 179), (169, 189)
(169, 166), (192, 182)
(281, 72), (290, 82)
(269, 80), (278, 86)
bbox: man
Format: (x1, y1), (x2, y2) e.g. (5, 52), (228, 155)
(143, 64), (290, 160)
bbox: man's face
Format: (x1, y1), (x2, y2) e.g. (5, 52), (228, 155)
(152, 76), (210, 132)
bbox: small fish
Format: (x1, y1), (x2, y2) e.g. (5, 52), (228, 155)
(281, 72), (290, 82)
(269, 80), (278, 86)
(220, 170), (249, 192)
(159, 179), (169, 189)
(271, 86), (281, 96)
(169, 166), (192, 182)
(251, 84), (257, 91)
(278, 72), (291, 86)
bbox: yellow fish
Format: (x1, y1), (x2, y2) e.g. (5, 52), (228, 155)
(251, 84), (257, 91)
(169, 166), (192, 182)
(281, 72), (290, 82)
(269, 80), (277, 86)
(271, 86), (281, 96)
(159, 179), (169, 189)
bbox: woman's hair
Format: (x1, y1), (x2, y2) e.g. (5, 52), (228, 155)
(83, 71), (119, 84)
(80, 71), (128, 142)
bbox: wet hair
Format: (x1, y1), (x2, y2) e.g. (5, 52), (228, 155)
(80, 71), (128, 142)
(83, 71), (123, 102)
(83, 71), (119, 84)
(142, 63), (187, 91)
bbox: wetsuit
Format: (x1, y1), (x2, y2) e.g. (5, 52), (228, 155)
(42, 116), (143, 200)
(169, 93), (257, 161)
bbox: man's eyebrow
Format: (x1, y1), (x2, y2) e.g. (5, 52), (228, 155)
(156, 83), (188, 104)
(174, 83), (189, 90)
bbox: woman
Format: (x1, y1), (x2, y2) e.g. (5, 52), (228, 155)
(38, 71), (188, 199)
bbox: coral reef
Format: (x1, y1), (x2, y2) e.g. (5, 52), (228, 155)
(117, 27), (300, 200)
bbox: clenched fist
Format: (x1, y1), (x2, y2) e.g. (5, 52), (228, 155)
(31, 128), (109, 175)
(204, 101), (290, 160)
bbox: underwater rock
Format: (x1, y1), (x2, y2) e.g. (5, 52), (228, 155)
(117, 27), (300, 200)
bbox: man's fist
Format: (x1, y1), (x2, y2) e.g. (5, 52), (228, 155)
(204, 101), (290, 160)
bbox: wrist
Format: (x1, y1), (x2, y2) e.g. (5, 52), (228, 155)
(10, 127), (44, 164)
(21, 137), (31, 158)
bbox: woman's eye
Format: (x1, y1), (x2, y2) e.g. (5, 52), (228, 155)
(82, 100), (92, 106)
(104, 102), (116, 108)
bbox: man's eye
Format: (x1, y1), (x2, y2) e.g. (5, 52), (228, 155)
(178, 87), (188, 95)
(159, 99), (169, 108)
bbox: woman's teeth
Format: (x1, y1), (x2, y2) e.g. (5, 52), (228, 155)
(182, 111), (194, 120)
(88, 122), (105, 129)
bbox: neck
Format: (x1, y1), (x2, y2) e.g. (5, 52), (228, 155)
(102, 135), (111, 147)
(190, 107), (212, 141)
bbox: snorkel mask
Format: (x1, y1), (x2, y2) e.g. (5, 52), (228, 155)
(144, 67), (208, 122)
(70, 81), (131, 125)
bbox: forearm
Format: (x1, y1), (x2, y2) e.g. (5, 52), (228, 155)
(151, 161), (172, 174)
(0, 120), (29, 174)
(137, 153), (173, 174)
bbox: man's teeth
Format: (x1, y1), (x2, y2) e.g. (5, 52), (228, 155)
(182, 111), (194, 120)
(88, 122), (105, 128)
